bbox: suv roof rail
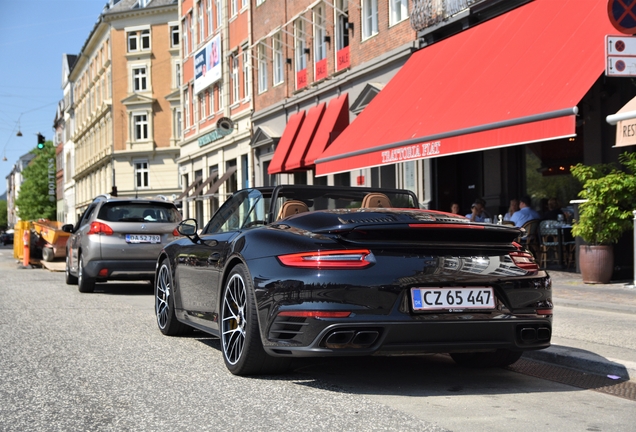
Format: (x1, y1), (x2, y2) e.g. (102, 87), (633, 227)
(93, 194), (111, 201)
(153, 194), (169, 201)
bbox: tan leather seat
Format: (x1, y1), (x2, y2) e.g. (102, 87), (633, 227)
(276, 200), (309, 220)
(361, 192), (392, 208)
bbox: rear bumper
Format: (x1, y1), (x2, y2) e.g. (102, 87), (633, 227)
(84, 259), (157, 281)
(264, 318), (552, 357)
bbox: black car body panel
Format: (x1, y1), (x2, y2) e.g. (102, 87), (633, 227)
(156, 185), (552, 368)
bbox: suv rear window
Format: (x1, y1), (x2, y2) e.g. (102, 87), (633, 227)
(98, 202), (181, 223)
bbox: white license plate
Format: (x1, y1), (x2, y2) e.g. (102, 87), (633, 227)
(411, 287), (495, 311)
(125, 234), (161, 244)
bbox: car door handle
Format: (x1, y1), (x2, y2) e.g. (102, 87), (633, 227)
(208, 253), (221, 264)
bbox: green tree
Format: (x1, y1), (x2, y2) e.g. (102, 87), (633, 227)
(0, 200), (7, 229)
(15, 141), (57, 221)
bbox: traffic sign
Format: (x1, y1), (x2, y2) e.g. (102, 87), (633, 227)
(608, 0), (636, 34)
(606, 35), (636, 76)
(607, 55), (636, 76)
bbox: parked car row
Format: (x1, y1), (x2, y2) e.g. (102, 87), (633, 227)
(62, 186), (553, 376)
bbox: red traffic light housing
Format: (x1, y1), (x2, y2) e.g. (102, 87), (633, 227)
(37, 133), (45, 149)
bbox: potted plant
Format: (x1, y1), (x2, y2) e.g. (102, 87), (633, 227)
(570, 152), (636, 283)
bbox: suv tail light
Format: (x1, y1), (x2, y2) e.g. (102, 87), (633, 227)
(88, 221), (114, 235)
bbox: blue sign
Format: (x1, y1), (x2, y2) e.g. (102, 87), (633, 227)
(609, 0), (636, 34)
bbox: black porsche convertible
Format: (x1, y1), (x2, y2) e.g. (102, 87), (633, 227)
(154, 185), (552, 375)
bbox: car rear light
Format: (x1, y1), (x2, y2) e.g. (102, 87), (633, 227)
(278, 249), (375, 269)
(88, 221), (113, 235)
(278, 311), (351, 318)
(172, 228), (180, 236)
(509, 251), (538, 271)
(98, 269), (109, 277)
(536, 309), (553, 315)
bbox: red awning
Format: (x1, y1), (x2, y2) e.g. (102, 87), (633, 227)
(268, 111), (305, 175)
(316, 0), (615, 176)
(304, 94), (350, 167)
(284, 102), (325, 171)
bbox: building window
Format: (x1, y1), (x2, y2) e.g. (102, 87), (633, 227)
(184, 88), (190, 128)
(218, 82), (225, 110)
(207, 0), (213, 34)
(216, 0), (222, 29)
(127, 32), (138, 52)
(256, 0), (265, 5)
(198, 1), (204, 43)
(135, 161), (149, 189)
(336, 0), (350, 51)
(133, 67), (147, 91)
(141, 30), (150, 49)
(171, 25), (180, 47)
(199, 93), (206, 120)
(231, 0), (238, 17)
(314, 6), (326, 61)
(182, 17), (189, 54)
(362, 0), (378, 39)
(174, 62), (181, 88)
(390, 0), (408, 25)
(273, 33), (283, 85)
(242, 49), (250, 100)
(258, 43), (268, 93)
(133, 114), (148, 141)
(295, 20), (306, 71)
(175, 109), (182, 139)
(231, 55), (239, 104)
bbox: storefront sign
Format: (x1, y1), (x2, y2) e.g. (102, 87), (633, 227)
(48, 158), (56, 202)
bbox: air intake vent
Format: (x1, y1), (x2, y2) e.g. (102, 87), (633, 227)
(338, 215), (397, 224)
(269, 316), (307, 340)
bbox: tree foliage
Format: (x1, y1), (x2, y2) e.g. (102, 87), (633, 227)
(570, 152), (636, 245)
(15, 141), (57, 221)
(0, 200), (7, 229)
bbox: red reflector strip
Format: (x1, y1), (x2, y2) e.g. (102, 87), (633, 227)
(278, 249), (373, 269)
(278, 311), (351, 318)
(408, 223), (485, 229)
(536, 309), (553, 315)
(98, 269), (108, 277)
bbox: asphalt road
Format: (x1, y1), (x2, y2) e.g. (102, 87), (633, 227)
(1, 245), (635, 432)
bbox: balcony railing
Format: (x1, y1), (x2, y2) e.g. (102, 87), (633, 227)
(410, 0), (487, 31)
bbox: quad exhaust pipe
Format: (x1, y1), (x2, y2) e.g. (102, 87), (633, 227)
(519, 326), (551, 343)
(324, 329), (380, 349)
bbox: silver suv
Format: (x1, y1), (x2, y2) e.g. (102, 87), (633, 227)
(63, 195), (182, 293)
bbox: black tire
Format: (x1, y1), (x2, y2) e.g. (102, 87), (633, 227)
(450, 349), (523, 368)
(42, 247), (54, 262)
(155, 259), (191, 336)
(65, 252), (78, 285)
(77, 254), (95, 293)
(221, 264), (290, 375)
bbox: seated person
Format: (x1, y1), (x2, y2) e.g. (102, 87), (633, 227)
(466, 198), (490, 222)
(510, 195), (541, 227)
(503, 198), (519, 222)
(542, 197), (565, 221)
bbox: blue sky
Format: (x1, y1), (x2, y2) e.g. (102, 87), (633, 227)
(0, 0), (107, 196)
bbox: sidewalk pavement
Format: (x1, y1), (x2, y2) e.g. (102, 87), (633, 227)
(523, 268), (636, 381)
(40, 260), (636, 381)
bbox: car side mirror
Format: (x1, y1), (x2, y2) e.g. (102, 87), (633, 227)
(177, 219), (198, 236)
(61, 224), (74, 233)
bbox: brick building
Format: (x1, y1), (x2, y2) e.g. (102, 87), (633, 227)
(251, 0), (417, 194)
(176, 0), (253, 227)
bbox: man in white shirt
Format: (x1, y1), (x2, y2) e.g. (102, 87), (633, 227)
(510, 195), (540, 227)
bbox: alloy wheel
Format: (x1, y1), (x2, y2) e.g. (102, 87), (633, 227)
(222, 273), (247, 365)
(156, 264), (171, 329)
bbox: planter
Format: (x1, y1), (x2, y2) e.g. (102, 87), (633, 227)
(578, 245), (614, 284)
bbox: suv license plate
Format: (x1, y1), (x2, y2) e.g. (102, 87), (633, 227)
(411, 287), (495, 311)
(126, 234), (161, 244)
